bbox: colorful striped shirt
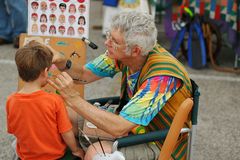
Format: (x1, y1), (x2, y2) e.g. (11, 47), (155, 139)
(85, 53), (182, 125)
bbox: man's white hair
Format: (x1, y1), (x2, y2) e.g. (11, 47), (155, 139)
(111, 11), (157, 56)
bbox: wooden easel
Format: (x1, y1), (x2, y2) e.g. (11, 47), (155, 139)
(18, 33), (86, 96)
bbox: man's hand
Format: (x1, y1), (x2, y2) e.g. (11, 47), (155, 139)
(47, 72), (79, 100)
(46, 45), (68, 70)
(49, 46), (64, 63)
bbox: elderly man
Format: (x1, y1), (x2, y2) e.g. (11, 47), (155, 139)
(48, 11), (192, 160)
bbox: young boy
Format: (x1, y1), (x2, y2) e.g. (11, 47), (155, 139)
(6, 41), (84, 160)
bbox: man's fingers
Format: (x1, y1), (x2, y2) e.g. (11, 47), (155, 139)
(57, 74), (65, 82)
(62, 72), (73, 81)
(52, 53), (64, 63)
(55, 77), (65, 88)
(47, 79), (60, 90)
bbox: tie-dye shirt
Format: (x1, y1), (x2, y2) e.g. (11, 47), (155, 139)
(85, 54), (182, 126)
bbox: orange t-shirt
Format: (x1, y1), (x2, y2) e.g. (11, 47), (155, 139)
(6, 90), (72, 160)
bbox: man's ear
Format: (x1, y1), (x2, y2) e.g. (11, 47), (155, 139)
(131, 45), (142, 57)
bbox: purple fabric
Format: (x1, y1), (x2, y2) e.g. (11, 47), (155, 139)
(163, 8), (177, 39)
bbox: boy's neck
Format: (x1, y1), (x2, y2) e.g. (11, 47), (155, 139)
(18, 81), (42, 94)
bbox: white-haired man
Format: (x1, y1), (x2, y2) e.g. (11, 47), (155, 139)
(48, 11), (192, 160)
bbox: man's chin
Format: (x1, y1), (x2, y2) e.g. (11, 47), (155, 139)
(105, 50), (113, 58)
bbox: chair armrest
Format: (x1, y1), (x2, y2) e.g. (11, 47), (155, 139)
(112, 129), (169, 152)
(112, 128), (191, 152)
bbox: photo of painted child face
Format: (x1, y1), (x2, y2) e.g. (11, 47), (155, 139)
(49, 14), (56, 24)
(49, 25), (56, 34)
(58, 26), (66, 35)
(78, 16), (86, 26)
(40, 14), (47, 23)
(59, 15), (65, 24)
(78, 27), (84, 35)
(50, 2), (57, 12)
(31, 24), (38, 33)
(40, 24), (47, 34)
(78, 4), (86, 14)
(67, 27), (75, 36)
(68, 15), (76, 25)
(40, 1), (47, 12)
(31, 2), (39, 11)
(59, 3), (67, 13)
(31, 13), (38, 22)
(69, 4), (76, 14)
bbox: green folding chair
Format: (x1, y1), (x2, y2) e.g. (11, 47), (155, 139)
(87, 79), (200, 160)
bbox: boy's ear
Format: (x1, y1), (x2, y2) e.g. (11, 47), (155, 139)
(41, 67), (49, 77)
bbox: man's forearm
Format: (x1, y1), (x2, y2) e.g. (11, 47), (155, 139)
(56, 59), (100, 84)
(66, 96), (136, 137)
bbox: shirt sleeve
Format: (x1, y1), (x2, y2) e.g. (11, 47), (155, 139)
(55, 96), (72, 133)
(85, 53), (120, 78)
(119, 76), (182, 126)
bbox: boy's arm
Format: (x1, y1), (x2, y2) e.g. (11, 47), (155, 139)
(61, 130), (84, 158)
(54, 95), (84, 158)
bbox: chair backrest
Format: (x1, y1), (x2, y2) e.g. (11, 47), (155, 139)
(158, 98), (193, 160)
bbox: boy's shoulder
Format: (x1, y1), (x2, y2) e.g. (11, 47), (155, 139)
(42, 91), (64, 101)
(6, 92), (18, 100)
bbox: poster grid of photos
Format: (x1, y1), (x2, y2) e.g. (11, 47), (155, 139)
(28, 0), (89, 38)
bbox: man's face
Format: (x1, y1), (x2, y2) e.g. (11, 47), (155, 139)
(104, 29), (130, 60)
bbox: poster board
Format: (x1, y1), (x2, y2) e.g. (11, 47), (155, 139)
(18, 33), (86, 97)
(28, 0), (90, 38)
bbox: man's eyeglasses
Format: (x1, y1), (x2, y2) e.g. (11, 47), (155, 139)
(105, 31), (127, 50)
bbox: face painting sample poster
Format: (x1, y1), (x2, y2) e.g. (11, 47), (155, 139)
(28, 0), (89, 39)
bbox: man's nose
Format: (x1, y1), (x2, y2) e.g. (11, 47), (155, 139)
(104, 38), (111, 47)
